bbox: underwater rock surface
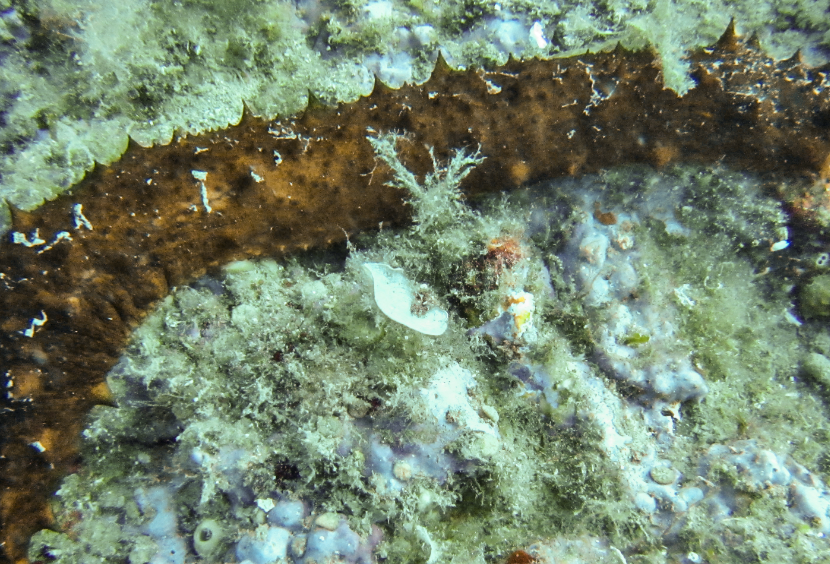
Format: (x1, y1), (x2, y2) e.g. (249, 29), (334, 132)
(25, 140), (830, 563)
(2, 17), (830, 563)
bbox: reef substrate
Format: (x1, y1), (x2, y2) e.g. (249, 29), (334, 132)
(1, 24), (829, 563)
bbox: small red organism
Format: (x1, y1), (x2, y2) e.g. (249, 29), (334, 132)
(484, 235), (526, 279)
(505, 549), (538, 564)
(593, 201), (617, 225)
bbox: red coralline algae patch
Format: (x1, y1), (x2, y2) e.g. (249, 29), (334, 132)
(1, 24), (829, 563)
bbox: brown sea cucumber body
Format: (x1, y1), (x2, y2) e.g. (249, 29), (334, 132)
(1, 24), (829, 562)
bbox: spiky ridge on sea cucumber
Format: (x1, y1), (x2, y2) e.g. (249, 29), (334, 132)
(0, 23), (829, 563)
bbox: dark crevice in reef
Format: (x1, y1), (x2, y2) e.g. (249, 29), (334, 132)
(1, 23), (830, 563)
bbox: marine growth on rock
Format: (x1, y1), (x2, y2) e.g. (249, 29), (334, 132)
(1, 15), (830, 564)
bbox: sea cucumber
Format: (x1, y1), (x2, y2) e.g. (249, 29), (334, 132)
(1, 23), (829, 562)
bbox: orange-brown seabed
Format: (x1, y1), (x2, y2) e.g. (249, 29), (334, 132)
(1, 24), (830, 563)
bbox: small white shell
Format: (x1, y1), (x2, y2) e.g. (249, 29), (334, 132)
(363, 262), (448, 335)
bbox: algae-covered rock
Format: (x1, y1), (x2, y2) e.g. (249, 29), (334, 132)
(26, 143), (830, 564)
(802, 352), (830, 389)
(801, 274), (830, 318)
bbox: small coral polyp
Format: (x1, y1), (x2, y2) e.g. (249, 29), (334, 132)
(27, 141), (830, 564)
